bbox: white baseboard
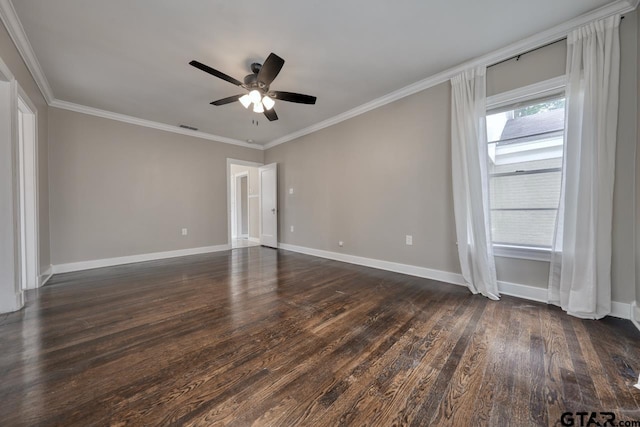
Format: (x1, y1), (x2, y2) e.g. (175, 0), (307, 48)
(249, 237), (260, 243)
(39, 265), (52, 286)
(496, 280), (548, 303)
(278, 242), (631, 319)
(43, 241), (634, 322)
(632, 301), (640, 332)
(52, 244), (230, 274)
(278, 243), (466, 286)
(609, 301), (631, 320)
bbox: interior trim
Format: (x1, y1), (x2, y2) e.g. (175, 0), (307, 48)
(0, 0), (52, 103)
(493, 244), (552, 262)
(278, 242), (467, 286)
(632, 301), (640, 332)
(486, 75), (567, 110)
(39, 241), (635, 321)
(278, 242), (632, 320)
(609, 301), (632, 320)
(0, 1), (636, 150)
(608, 301), (632, 320)
(39, 264), (52, 286)
(264, 0), (636, 148)
(50, 99), (262, 150)
(51, 244), (230, 274)
(497, 280), (548, 303)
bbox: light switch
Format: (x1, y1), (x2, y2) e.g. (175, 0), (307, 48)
(289, 188), (294, 195)
(406, 235), (413, 245)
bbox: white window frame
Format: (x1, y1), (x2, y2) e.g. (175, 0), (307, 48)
(486, 75), (567, 262)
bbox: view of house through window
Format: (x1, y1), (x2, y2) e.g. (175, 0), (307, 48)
(486, 95), (565, 250)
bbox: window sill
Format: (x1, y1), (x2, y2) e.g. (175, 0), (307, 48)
(493, 244), (551, 262)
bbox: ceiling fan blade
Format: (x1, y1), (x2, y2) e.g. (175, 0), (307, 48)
(264, 108), (278, 121)
(210, 94), (245, 106)
(271, 91), (317, 105)
(189, 60), (243, 86)
(257, 53), (285, 87)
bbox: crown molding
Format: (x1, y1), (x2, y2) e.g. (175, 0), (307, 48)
(626, 0), (640, 9)
(265, 0), (638, 149)
(50, 99), (263, 150)
(0, 0), (636, 151)
(0, 0), (262, 150)
(263, 67), (455, 149)
(0, 0), (53, 103)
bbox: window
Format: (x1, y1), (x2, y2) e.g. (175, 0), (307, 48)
(486, 93), (565, 260)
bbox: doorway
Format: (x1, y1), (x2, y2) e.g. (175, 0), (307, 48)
(227, 159), (262, 249)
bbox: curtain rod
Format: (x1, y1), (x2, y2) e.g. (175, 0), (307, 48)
(487, 15), (625, 69)
(487, 38), (566, 68)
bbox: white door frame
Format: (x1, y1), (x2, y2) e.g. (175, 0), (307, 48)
(17, 86), (39, 290)
(0, 54), (23, 313)
(226, 158), (263, 247)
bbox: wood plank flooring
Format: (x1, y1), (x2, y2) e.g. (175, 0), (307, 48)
(0, 247), (639, 426)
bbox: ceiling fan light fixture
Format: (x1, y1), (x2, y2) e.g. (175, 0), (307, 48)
(253, 102), (264, 113)
(248, 89), (262, 104)
(190, 53), (317, 122)
(238, 94), (251, 108)
(262, 95), (275, 110)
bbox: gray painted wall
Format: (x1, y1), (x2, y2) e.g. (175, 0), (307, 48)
(266, 81), (460, 274)
(0, 20), (50, 274)
(265, 12), (639, 306)
(486, 38), (566, 96)
(48, 107), (263, 264)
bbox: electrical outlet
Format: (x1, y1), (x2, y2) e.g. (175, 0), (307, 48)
(338, 241), (344, 247)
(290, 225), (294, 232)
(406, 235), (413, 245)
(289, 188), (294, 195)
(181, 228), (188, 236)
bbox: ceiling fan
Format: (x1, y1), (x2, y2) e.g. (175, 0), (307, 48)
(189, 53), (317, 122)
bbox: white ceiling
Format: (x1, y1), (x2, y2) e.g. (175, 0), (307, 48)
(10, 0), (618, 145)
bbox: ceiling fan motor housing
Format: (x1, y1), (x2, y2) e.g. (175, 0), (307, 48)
(243, 73), (258, 88)
(250, 62), (262, 74)
(245, 62), (269, 90)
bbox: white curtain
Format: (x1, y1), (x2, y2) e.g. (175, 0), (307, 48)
(548, 15), (621, 319)
(451, 67), (500, 301)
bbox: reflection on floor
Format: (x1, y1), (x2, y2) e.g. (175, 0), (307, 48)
(232, 238), (260, 248)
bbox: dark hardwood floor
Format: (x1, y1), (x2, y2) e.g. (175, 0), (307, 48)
(1, 247), (639, 426)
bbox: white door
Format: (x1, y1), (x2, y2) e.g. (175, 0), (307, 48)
(259, 163), (278, 248)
